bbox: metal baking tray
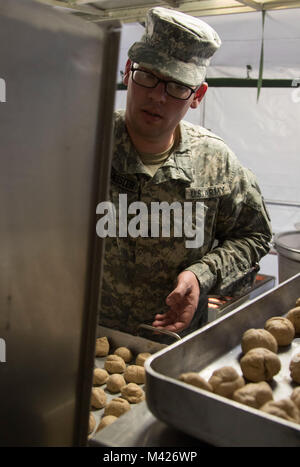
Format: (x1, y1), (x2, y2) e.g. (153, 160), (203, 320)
(145, 273), (300, 447)
(207, 273), (275, 322)
(88, 326), (166, 439)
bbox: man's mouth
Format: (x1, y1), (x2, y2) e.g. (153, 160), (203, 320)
(142, 109), (162, 119)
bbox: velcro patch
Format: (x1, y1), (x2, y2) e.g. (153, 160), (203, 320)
(185, 184), (230, 199)
(111, 167), (139, 193)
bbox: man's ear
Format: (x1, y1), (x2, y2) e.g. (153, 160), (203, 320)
(190, 82), (208, 109)
(123, 59), (132, 86)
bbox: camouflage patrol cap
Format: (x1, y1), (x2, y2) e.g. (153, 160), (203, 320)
(128, 7), (221, 87)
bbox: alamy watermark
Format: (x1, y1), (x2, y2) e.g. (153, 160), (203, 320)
(0, 78), (6, 103)
(96, 194), (205, 248)
(0, 338), (6, 362)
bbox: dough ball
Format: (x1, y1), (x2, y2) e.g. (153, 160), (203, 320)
(241, 328), (278, 354)
(264, 316), (295, 346)
(106, 374), (126, 393)
(295, 297), (300, 307)
(179, 372), (213, 392)
(240, 347), (281, 382)
(114, 347), (133, 363)
(135, 352), (151, 367)
(233, 382), (273, 409)
(121, 383), (145, 403)
(291, 387), (300, 410)
(260, 399), (300, 424)
(93, 368), (109, 386)
(286, 307), (300, 333)
(96, 415), (118, 433)
(95, 336), (110, 357)
(124, 365), (145, 384)
(104, 354), (126, 374)
(104, 397), (131, 417)
(208, 366), (245, 399)
(90, 387), (107, 409)
(289, 352), (300, 383)
(88, 412), (96, 434)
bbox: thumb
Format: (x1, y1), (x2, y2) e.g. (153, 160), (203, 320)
(166, 281), (188, 306)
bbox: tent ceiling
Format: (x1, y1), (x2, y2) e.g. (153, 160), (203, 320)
(36, 0), (300, 22)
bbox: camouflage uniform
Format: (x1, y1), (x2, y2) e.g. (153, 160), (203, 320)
(98, 110), (272, 334)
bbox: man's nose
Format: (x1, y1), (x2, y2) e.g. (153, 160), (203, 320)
(147, 81), (167, 102)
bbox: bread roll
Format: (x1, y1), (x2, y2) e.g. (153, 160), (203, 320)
(241, 328), (278, 354)
(264, 316), (295, 346)
(114, 347), (133, 363)
(233, 382), (273, 409)
(121, 383), (145, 403)
(90, 387), (107, 409)
(93, 368), (109, 386)
(104, 397), (131, 417)
(124, 365), (145, 384)
(95, 336), (110, 357)
(260, 399), (300, 424)
(104, 354), (126, 374)
(240, 347), (281, 382)
(179, 372), (212, 392)
(291, 387), (300, 410)
(106, 374), (126, 393)
(208, 366), (245, 399)
(289, 352), (300, 383)
(136, 352), (151, 367)
(286, 307), (300, 333)
(88, 412), (96, 434)
(96, 415), (117, 432)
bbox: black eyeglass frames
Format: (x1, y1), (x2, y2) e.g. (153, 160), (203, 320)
(130, 66), (196, 100)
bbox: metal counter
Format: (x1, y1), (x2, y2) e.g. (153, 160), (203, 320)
(90, 399), (208, 447)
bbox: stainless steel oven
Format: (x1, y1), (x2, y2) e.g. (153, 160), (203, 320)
(0, 0), (120, 446)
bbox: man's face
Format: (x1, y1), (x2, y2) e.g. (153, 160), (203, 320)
(123, 60), (207, 145)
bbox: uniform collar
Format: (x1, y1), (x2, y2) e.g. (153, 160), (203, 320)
(158, 122), (194, 184)
(112, 110), (194, 184)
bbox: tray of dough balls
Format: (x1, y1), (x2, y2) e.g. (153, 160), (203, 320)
(88, 325), (166, 439)
(145, 273), (300, 447)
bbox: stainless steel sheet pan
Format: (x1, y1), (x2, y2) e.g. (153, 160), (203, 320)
(145, 273), (300, 447)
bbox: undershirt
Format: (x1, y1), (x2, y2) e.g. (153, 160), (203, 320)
(138, 126), (180, 177)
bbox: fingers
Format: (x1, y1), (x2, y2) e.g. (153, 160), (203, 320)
(152, 310), (188, 332)
(152, 310), (177, 327)
(152, 319), (184, 332)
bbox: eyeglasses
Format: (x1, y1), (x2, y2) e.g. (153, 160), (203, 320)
(130, 66), (196, 101)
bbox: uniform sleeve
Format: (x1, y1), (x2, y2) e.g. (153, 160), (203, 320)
(185, 162), (273, 297)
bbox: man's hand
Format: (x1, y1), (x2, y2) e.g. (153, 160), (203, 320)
(152, 271), (200, 333)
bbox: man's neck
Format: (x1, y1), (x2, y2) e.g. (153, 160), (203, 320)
(126, 125), (175, 155)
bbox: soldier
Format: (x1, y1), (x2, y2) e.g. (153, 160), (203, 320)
(97, 7), (272, 338)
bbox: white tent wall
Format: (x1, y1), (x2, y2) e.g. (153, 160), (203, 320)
(202, 87), (300, 233)
(200, 9), (300, 79)
(115, 8), (300, 283)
